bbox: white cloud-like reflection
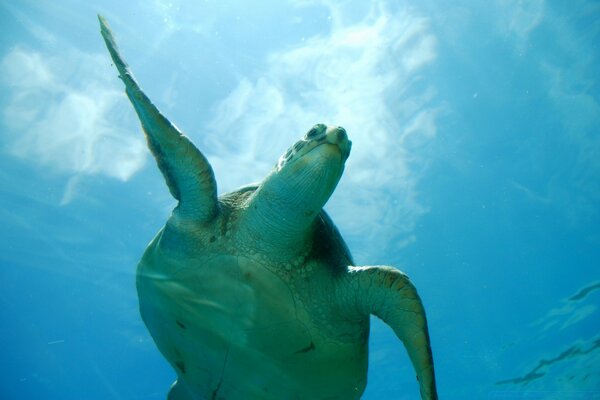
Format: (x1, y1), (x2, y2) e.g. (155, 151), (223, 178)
(1, 1), (440, 254)
(205, 1), (439, 257)
(0, 46), (147, 203)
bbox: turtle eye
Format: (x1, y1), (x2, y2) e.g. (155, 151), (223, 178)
(293, 141), (304, 152)
(306, 128), (318, 139)
(305, 124), (326, 139)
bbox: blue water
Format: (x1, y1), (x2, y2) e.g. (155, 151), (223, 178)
(1, 1), (598, 399)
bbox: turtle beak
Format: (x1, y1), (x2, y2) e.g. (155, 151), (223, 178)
(325, 126), (352, 161)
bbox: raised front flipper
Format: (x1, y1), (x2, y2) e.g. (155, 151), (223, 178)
(98, 15), (218, 223)
(341, 266), (437, 399)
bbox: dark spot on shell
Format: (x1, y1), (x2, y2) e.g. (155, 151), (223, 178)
(211, 381), (223, 400)
(175, 360), (186, 374)
(176, 320), (186, 329)
(294, 341), (316, 354)
(209, 236), (216, 243)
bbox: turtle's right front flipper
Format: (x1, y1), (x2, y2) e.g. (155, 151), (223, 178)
(340, 266), (438, 399)
(98, 15), (218, 223)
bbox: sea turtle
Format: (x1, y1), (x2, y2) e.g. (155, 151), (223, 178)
(99, 15), (437, 400)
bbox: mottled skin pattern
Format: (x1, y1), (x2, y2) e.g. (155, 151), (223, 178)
(99, 16), (438, 400)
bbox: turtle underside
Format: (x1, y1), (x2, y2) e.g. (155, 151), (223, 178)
(138, 187), (369, 399)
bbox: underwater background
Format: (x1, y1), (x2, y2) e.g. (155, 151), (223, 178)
(1, 0), (598, 399)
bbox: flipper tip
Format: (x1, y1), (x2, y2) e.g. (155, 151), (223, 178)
(97, 14), (132, 80)
(98, 14), (109, 32)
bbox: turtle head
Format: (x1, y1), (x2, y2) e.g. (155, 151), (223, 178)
(276, 123), (351, 173)
(240, 124), (351, 256)
(273, 123), (351, 207)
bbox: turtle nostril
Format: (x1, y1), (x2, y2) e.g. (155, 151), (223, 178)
(325, 126), (349, 145)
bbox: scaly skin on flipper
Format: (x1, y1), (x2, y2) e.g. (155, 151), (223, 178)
(340, 266), (437, 399)
(99, 15), (438, 400)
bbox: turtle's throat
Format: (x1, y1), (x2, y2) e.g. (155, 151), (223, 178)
(244, 198), (318, 257)
(239, 164), (341, 259)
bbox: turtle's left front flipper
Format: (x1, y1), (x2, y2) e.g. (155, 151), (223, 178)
(98, 15), (218, 223)
(341, 266), (438, 400)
